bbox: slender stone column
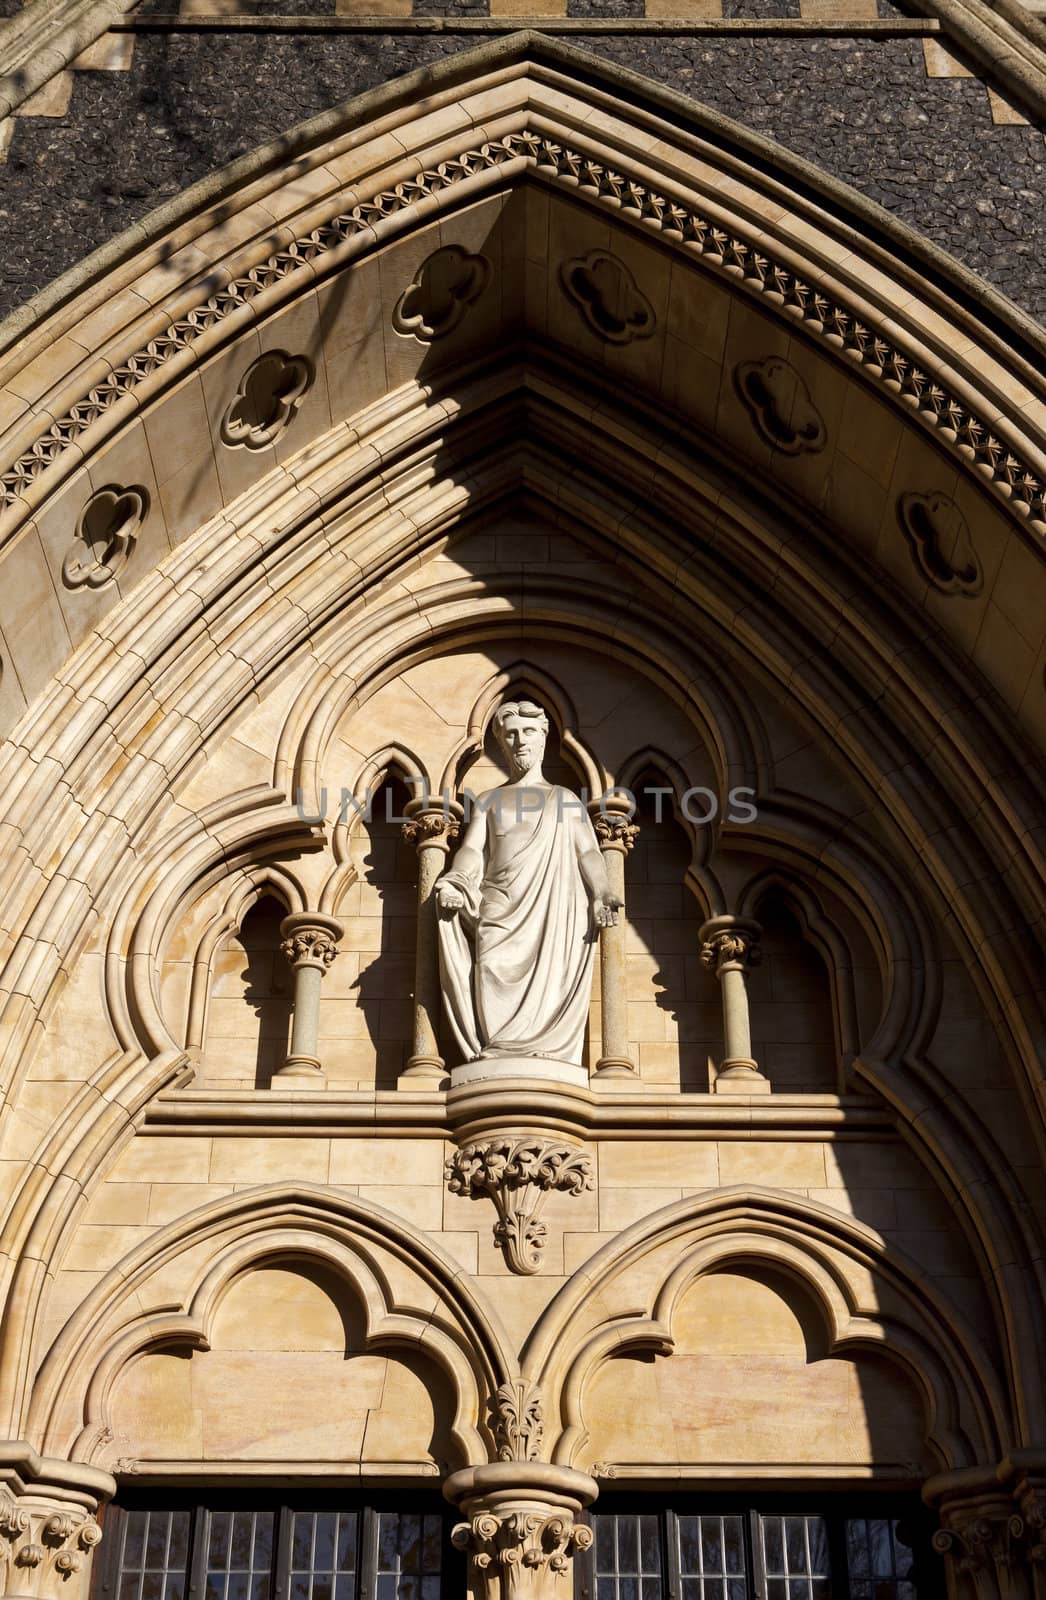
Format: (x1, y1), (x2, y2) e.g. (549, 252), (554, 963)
(277, 912), (344, 1087)
(0, 1446), (113, 1600)
(399, 798), (462, 1086)
(699, 914), (770, 1094)
(589, 798), (639, 1079)
(446, 1463), (597, 1600)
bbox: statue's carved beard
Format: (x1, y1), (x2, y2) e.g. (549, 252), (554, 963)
(505, 746), (544, 779)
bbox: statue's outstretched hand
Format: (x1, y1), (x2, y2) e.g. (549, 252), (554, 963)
(436, 881), (465, 916)
(593, 892), (623, 929)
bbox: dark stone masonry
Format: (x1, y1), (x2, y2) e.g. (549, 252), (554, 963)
(0, 29), (1043, 321)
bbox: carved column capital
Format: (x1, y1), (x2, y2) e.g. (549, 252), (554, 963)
(446, 1139), (594, 1274)
(933, 1495), (1036, 1600)
(445, 1464), (597, 1600)
(401, 801), (462, 853)
(590, 812), (639, 854)
(699, 914), (762, 976)
(279, 912), (344, 971)
(0, 1449), (112, 1600)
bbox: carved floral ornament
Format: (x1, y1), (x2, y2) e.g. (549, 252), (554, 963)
(445, 1139), (594, 1274)
(2, 130), (1044, 532)
(392, 244), (491, 342)
(491, 1378), (545, 1463)
(279, 925), (340, 969)
(62, 483), (147, 590)
(592, 813), (640, 852)
(401, 812), (461, 848)
(701, 926), (762, 975)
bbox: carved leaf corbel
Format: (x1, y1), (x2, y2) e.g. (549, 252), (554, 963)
(446, 1139), (594, 1274)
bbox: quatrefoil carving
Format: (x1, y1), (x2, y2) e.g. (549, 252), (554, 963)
(735, 356), (827, 454)
(560, 250), (656, 344)
(392, 245), (491, 342)
(62, 483), (147, 589)
(898, 490), (983, 595)
(219, 349), (313, 450)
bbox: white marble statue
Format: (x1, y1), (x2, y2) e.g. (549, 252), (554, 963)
(435, 702), (621, 1067)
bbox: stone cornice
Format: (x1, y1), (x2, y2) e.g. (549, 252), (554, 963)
(139, 1085), (895, 1139)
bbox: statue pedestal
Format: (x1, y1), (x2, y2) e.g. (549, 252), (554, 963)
(452, 1055), (589, 1090)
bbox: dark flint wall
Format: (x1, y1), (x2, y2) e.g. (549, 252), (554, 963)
(0, 26), (1043, 321)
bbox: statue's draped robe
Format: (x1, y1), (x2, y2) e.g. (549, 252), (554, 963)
(438, 786), (597, 1063)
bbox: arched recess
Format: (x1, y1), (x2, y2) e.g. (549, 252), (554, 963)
(0, 32), (1040, 1461)
(519, 1188), (1009, 1478)
(26, 1185), (518, 1473)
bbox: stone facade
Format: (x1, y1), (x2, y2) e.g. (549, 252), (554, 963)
(0, 19), (1043, 1600)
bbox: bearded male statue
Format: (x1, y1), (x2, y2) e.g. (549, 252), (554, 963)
(435, 702), (621, 1068)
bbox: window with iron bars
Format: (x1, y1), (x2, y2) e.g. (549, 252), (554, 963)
(93, 1497), (460, 1600)
(575, 1500), (940, 1600)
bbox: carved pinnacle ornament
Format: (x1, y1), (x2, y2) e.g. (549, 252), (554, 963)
(446, 1140), (594, 1274)
(451, 1509), (593, 1600)
(401, 812), (460, 849)
(0, 1499), (103, 1600)
(592, 814), (640, 852)
(280, 926), (340, 970)
(491, 1379), (545, 1462)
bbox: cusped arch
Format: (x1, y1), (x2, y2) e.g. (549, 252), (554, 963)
(29, 1184), (518, 1470)
(523, 1187), (1008, 1475)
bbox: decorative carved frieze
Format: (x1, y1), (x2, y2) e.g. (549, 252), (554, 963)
(393, 245), (490, 341)
(490, 1379), (545, 1463)
(897, 490), (983, 596)
(445, 1139), (594, 1274)
(451, 1508), (593, 1600)
(219, 350), (313, 450)
(735, 357), (827, 454)
(2, 131), (1044, 537)
(62, 484), (146, 589)
(0, 1497), (103, 1600)
(560, 250), (655, 344)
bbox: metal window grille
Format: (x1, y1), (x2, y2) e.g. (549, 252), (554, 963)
(676, 1515), (747, 1600)
(373, 1511), (443, 1600)
(759, 1515), (832, 1600)
(116, 1511), (192, 1600)
(288, 1512), (359, 1600)
(205, 1512), (275, 1600)
(844, 1520), (917, 1600)
(593, 1513), (663, 1600)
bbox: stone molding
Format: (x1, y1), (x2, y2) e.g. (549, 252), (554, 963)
(1, 84), (1044, 535)
(445, 1139), (595, 1274)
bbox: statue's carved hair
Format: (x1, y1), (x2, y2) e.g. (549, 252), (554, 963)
(492, 701), (549, 750)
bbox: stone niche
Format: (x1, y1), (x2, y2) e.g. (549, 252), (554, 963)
(106, 1262), (452, 1469)
(579, 1266), (931, 1476)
